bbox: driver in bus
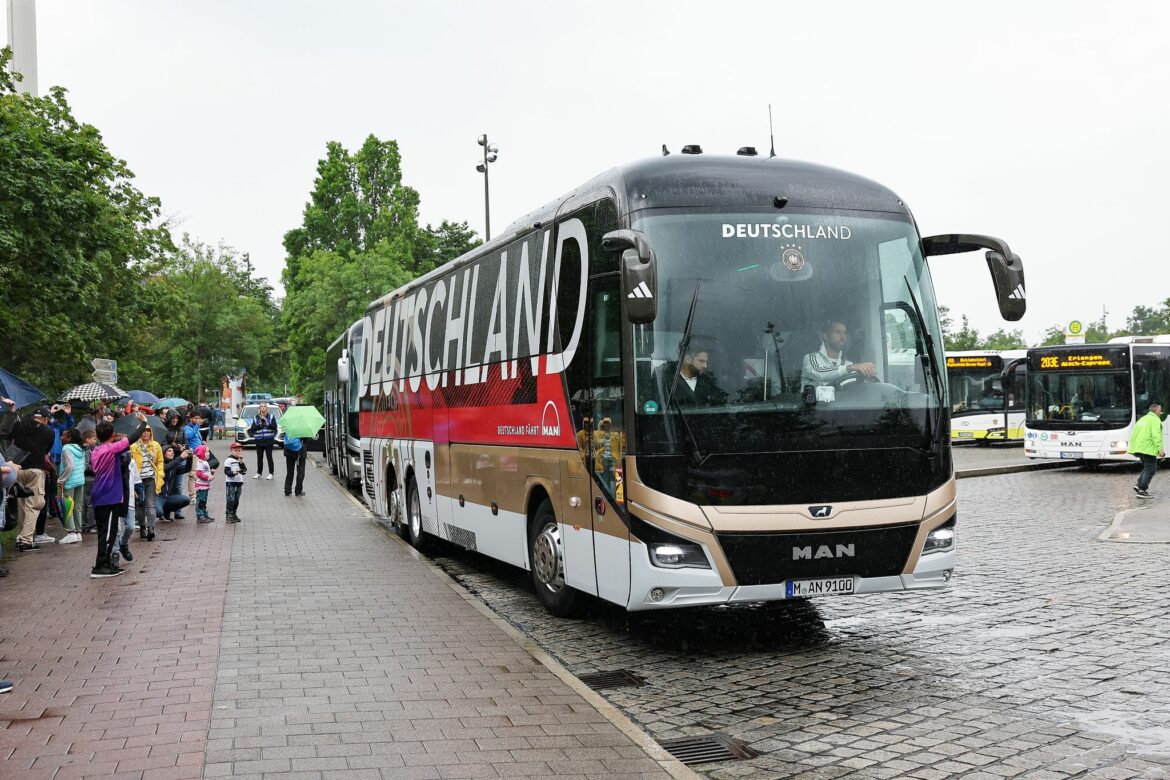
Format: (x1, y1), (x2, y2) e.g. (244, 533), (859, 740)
(653, 346), (726, 406)
(800, 319), (877, 389)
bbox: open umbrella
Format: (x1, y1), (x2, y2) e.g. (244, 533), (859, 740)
(279, 405), (325, 438)
(127, 390), (161, 405)
(114, 413), (167, 439)
(156, 397), (190, 409)
(58, 381), (126, 403)
(0, 367), (48, 410)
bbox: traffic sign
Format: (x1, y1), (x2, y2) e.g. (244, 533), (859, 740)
(91, 358), (117, 372)
(92, 369), (118, 384)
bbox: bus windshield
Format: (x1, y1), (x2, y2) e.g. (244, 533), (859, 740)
(1026, 369), (1133, 429)
(630, 211), (945, 458)
(947, 354), (1019, 416)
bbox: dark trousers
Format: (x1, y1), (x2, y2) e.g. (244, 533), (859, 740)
(226, 482), (242, 516)
(1137, 453), (1159, 491)
(94, 504), (119, 567)
(82, 479), (95, 530)
(255, 443), (274, 475)
(284, 450), (306, 495)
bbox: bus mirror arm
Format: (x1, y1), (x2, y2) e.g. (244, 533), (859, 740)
(604, 229), (658, 325)
(921, 234), (1026, 322)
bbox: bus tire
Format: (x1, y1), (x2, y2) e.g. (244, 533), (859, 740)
(406, 475), (429, 551)
(529, 499), (582, 618)
(388, 482), (408, 540)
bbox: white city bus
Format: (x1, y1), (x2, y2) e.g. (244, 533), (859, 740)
(947, 349), (1026, 443)
(338, 153), (1025, 614)
(1024, 336), (1170, 463)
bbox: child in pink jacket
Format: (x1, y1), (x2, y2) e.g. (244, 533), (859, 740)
(194, 445), (214, 524)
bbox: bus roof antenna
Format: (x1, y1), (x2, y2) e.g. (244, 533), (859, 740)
(768, 104), (776, 158)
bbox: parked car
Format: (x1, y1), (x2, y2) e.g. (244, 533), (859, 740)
(270, 396), (297, 413)
(246, 392), (274, 403)
(235, 404), (285, 448)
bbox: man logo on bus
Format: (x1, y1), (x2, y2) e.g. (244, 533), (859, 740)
(793, 544), (855, 560)
(540, 400), (561, 437)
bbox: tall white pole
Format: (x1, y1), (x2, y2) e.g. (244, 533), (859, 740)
(6, 0), (38, 96)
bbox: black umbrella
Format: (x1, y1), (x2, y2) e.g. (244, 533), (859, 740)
(58, 381), (126, 403)
(113, 414), (167, 439)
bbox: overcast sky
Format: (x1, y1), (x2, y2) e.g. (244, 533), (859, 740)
(8, 1), (1169, 342)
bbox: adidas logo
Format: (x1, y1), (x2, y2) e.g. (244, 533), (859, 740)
(628, 281), (653, 300)
(1007, 283), (1026, 300)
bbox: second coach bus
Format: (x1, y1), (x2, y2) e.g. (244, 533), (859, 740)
(1024, 336), (1170, 463)
(323, 319), (364, 486)
(947, 350), (1027, 443)
(343, 153), (1025, 614)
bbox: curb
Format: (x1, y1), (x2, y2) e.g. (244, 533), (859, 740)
(956, 461), (1081, 480)
(320, 458), (702, 780)
(1097, 505), (1170, 544)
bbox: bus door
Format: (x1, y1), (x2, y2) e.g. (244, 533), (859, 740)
(1134, 348), (1170, 450)
(575, 273), (632, 605)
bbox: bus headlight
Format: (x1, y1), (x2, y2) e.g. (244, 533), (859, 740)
(923, 517), (956, 555)
(1109, 440), (1128, 452)
(650, 542), (710, 569)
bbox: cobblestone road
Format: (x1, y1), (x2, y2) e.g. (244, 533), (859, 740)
(414, 463), (1170, 779)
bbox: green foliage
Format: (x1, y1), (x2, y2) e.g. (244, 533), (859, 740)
(944, 315), (982, 351)
(281, 136), (480, 404)
(981, 328), (1027, 350)
(1126, 300), (1170, 336)
(0, 47), (171, 391)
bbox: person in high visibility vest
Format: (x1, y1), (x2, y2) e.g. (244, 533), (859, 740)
(1131, 402), (1165, 499)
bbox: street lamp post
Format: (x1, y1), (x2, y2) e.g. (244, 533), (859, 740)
(476, 134), (498, 241)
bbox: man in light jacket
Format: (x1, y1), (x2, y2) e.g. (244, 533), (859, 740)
(1131, 402), (1164, 498)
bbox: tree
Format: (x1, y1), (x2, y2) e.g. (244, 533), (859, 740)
(1126, 300), (1170, 335)
(0, 47), (172, 391)
(981, 328), (1026, 350)
(945, 315), (981, 351)
(414, 220), (481, 276)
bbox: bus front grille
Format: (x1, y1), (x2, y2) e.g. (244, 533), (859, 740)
(717, 523), (920, 586)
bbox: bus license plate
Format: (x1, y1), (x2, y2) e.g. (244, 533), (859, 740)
(1059, 451), (1083, 459)
(786, 577), (855, 597)
(956, 431), (975, 438)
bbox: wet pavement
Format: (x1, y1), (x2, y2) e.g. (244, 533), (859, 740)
(951, 443), (1030, 473)
(412, 462), (1170, 779)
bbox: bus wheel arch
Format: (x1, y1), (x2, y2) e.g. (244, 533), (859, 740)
(526, 489), (582, 617)
(385, 463), (406, 538)
(404, 467), (429, 550)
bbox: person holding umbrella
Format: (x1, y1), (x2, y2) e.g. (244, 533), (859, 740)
(278, 405), (324, 497)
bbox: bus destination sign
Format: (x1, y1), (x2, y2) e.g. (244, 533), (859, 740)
(946, 355), (999, 370)
(1033, 351), (1122, 371)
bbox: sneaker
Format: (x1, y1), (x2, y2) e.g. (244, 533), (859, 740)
(1134, 485), (1142, 494)
(265, 474), (273, 481)
(119, 545), (133, 562)
(173, 513), (185, 520)
(295, 492), (305, 497)
(34, 534), (55, 543)
(15, 541), (40, 551)
(197, 516), (213, 524)
(0, 680), (13, 694)
(252, 473), (261, 480)
(1136, 489), (1152, 499)
(59, 532), (82, 545)
(84, 527), (98, 534)
(90, 563), (123, 578)
(147, 530), (156, 541)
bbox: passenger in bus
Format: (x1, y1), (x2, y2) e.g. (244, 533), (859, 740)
(800, 320), (876, 389)
(653, 347), (726, 406)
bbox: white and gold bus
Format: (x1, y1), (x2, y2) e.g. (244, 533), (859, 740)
(947, 350), (1027, 443)
(339, 153), (1026, 614)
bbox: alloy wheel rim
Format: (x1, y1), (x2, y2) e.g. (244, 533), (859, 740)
(533, 522), (565, 592)
(410, 488), (421, 537)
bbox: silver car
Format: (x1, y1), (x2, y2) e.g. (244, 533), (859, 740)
(235, 404), (286, 448)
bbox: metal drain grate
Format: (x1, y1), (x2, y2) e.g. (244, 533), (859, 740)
(577, 669), (646, 690)
(658, 734), (757, 765)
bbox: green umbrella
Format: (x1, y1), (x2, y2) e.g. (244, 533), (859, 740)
(279, 405), (326, 439)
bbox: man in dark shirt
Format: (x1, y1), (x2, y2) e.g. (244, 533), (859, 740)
(1, 399), (56, 550)
(653, 348), (726, 407)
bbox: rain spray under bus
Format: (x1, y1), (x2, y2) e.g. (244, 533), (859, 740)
(947, 350), (1027, 443)
(344, 153), (1026, 614)
(1023, 336), (1170, 464)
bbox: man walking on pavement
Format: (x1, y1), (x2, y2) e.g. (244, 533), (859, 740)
(1132, 402), (1164, 498)
(1, 399), (55, 551)
(249, 402), (278, 480)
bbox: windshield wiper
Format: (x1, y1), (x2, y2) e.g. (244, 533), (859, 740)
(664, 285), (705, 464)
(904, 277), (943, 453)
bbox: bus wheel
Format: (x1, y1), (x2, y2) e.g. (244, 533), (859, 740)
(529, 499), (581, 617)
(406, 476), (429, 550)
(389, 483), (408, 540)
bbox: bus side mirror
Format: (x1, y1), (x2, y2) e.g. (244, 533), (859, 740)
(337, 350), (349, 384)
(603, 229), (657, 324)
(922, 234), (1026, 322)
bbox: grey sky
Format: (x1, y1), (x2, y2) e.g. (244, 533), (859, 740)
(9, 1), (1169, 342)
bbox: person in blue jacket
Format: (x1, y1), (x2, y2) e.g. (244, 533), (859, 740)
(248, 403), (278, 480)
(283, 433), (306, 496)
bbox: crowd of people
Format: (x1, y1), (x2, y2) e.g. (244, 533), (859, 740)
(0, 396), (307, 579)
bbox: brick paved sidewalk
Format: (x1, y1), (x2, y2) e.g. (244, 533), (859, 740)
(2, 443), (684, 779)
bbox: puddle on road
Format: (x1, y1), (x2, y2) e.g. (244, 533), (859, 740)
(1069, 708), (1170, 756)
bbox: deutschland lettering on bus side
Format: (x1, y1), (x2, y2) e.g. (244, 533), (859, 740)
(357, 219), (589, 398)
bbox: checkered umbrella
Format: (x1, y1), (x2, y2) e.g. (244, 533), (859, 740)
(57, 381), (127, 403)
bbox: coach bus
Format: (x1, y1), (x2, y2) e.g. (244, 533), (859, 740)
(323, 319), (364, 487)
(947, 350), (1027, 443)
(346, 152), (1025, 614)
(1024, 336), (1170, 464)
